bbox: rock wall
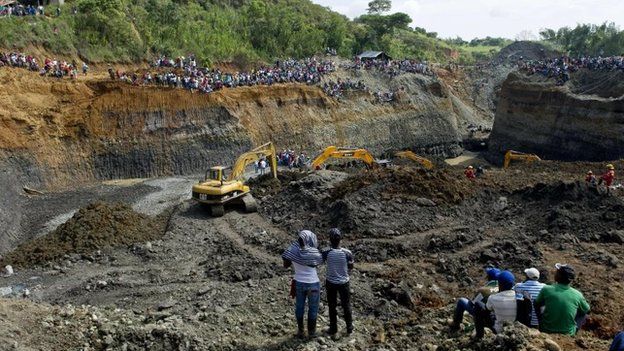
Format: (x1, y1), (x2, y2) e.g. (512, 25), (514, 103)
(488, 72), (624, 162)
(0, 68), (478, 190)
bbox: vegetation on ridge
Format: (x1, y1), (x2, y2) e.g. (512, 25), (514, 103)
(0, 0), (509, 64)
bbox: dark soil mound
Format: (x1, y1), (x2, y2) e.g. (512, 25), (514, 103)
(332, 167), (473, 204)
(495, 41), (559, 64)
(1, 202), (167, 267)
(513, 181), (624, 242)
(247, 171), (307, 197)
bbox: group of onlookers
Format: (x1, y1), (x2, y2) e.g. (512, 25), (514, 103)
(0, 51), (38, 71)
(283, 229), (354, 338)
(115, 56), (336, 95)
(449, 264), (589, 338)
(1, 51), (88, 79)
(322, 79), (367, 98)
(0, 4), (44, 16)
(346, 57), (433, 77)
(276, 149), (309, 169)
(519, 55), (624, 85)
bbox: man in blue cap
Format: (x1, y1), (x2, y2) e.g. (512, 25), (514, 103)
(449, 267), (500, 331)
(483, 271), (517, 335)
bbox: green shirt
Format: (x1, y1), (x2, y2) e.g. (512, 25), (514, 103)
(535, 283), (590, 335)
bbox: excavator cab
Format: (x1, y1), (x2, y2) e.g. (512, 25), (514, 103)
(206, 167), (228, 183)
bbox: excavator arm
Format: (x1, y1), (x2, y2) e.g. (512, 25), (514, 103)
(228, 142), (278, 180)
(395, 151), (434, 170)
(311, 146), (375, 169)
(503, 150), (541, 169)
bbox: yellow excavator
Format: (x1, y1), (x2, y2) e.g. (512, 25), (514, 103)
(192, 142), (277, 217)
(503, 150), (541, 169)
(311, 146), (376, 169)
(394, 150), (434, 170)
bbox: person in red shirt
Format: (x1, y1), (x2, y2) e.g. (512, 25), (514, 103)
(464, 165), (476, 180)
(600, 164), (616, 194)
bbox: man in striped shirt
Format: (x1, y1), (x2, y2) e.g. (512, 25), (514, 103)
(514, 267), (545, 328)
(322, 228), (354, 336)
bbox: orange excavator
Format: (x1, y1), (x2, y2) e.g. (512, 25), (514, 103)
(310, 146), (377, 170)
(503, 150), (541, 169)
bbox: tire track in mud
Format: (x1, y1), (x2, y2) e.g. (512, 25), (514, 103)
(212, 212), (283, 265)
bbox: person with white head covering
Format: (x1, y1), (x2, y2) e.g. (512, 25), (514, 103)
(282, 230), (323, 338)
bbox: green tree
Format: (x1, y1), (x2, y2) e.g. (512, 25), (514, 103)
(367, 0), (391, 15)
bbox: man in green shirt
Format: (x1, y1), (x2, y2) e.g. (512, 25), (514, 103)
(534, 264), (590, 335)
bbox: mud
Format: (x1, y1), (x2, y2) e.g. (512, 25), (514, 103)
(0, 202), (169, 267)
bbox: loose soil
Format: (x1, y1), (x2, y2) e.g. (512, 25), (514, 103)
(0, 160), (623, 351)
(1, 202), (169, 268)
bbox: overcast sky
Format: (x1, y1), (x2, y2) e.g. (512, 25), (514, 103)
(311, 0), (624, 40)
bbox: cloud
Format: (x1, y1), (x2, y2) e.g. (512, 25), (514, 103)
(311, 0), (624, 39)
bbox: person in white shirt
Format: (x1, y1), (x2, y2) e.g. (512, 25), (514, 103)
(282, 230), (323, 338)
(482, 271), (517, 336)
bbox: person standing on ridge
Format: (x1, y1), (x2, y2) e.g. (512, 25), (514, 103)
(282, 230), (323, 338)
(464, 166), (476, 180)
(322, 228), (354, 337)
(599, 164), (616, 194)
(585, 171), (597, 188)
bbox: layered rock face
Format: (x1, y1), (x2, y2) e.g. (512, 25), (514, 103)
(0, 68), (483, 189)
(489, 72), (624, 162)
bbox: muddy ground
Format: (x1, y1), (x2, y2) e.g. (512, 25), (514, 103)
(0, 161), (623, 351)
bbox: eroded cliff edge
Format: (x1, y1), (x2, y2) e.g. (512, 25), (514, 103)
(488, 72), (624, 162)
(0, 68), (494, 189)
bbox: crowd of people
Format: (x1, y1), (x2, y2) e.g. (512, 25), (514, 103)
(0, 51), (39, 71)
(0, 4), (44, 16)
(276, 149), (309, 169)
(1, 51), (89, 79)
(113, 56), (336, 95)
(519, 55), (624, 85)
(345, 57), (434, 78)
(322, 79), (367, 98)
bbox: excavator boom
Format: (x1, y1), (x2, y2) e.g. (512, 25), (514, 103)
(503, 150), (541, 169)
(228, 142), (278, 180)
(395, 151), (434, 169)
(311, 146), (375, 169)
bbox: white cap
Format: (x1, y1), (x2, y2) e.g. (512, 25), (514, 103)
(524, 268), (540, 280)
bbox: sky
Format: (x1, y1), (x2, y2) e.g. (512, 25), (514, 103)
(310, 0), (624, 40)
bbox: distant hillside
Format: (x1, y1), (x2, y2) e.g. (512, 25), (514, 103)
(0, 0), (506, 64)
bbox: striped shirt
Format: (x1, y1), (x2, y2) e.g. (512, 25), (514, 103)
(486, 290), (518, 333)
(515, 280), (546, 326)
(322, 247), (354, 285)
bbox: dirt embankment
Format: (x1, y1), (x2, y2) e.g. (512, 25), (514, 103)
(0, 61), (507, 191)
(488, 71), (624, 163)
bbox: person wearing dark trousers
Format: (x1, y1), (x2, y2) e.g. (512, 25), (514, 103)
(322, 228), (354, 336)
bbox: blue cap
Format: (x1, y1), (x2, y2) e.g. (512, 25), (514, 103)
(497, 271), (515, 290)
(485, 268), (501, 281)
